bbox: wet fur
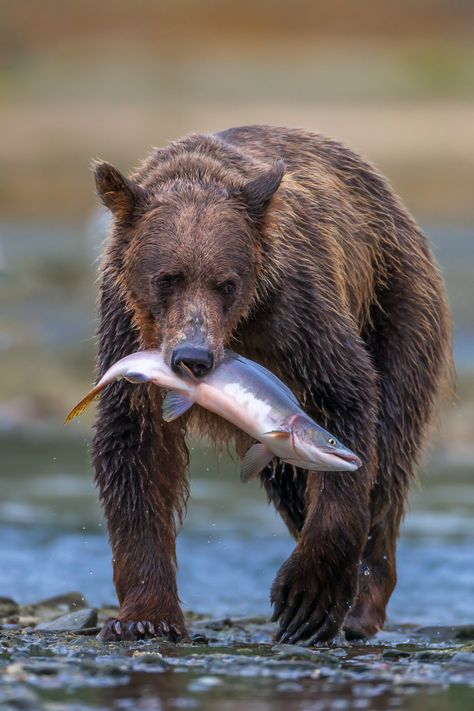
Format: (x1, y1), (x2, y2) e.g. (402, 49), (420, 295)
(92, 125), (453, 643)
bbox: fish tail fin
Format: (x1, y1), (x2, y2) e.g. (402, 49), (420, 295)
(64, 383), (104, 423)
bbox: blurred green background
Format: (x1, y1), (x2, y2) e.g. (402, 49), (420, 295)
(1, 0), (473, 458)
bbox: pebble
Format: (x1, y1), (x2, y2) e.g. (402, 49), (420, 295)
(273, 643), (337, 665)
(132, 651), (164, 663)
(188, 676), (222, 692)
(190, 633), (209, 645)
(382, 648), (413, 660)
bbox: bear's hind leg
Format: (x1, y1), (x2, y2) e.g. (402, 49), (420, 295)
(344, 253), (452, 640)
(343, 504), (400, 640)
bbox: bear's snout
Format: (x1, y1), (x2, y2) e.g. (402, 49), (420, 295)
(171, 344), (214, 378)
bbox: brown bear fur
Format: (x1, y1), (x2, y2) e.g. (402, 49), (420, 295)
(91, 125), (453, 643)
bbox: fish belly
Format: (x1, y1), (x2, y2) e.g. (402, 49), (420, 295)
(196, 382), (276, 442)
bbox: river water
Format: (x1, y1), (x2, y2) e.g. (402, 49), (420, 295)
(0, 433), (473, 626)
(0, 433), (474, 711)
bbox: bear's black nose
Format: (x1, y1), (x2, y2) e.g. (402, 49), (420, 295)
(171, 345), (214, 378)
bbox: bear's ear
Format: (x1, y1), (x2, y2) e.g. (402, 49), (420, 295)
(94, 161), (147, 222)
(240, 159), (285, 220)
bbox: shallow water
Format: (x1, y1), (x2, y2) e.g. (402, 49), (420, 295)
(1, 619), (474, 711)
(0, 434), (473, 623)
(0, 433), (473, 710)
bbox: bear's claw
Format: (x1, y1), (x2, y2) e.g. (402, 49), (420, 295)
(97, 618), (185, 642)
(271, 548), (356, 645)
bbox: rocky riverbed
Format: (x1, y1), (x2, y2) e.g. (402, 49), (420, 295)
(1, 592), (473, 711)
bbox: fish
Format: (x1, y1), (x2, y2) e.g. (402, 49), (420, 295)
(65, 349), (362, 481)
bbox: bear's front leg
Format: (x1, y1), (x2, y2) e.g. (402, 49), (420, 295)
(271, 471), (371, 645)
(93, 379), (189, 643)
(98, 516), (186, 643)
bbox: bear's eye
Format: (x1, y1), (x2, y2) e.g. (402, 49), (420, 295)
(218, 279), (237, 297)
(328, 438), (337, 447)
(155, 273), (183, 293)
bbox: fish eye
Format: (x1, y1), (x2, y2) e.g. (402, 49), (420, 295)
(328, 437), (337, 447)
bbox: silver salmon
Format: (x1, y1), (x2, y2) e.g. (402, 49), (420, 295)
(65, 350), (362, 480)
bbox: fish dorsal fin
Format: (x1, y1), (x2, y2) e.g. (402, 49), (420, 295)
(262, 430), (291, 439)
(225, 351), (300, 408)
(240, 443), (274, 483)
(162, 391), (194, 422)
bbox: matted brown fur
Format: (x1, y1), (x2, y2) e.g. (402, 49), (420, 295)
(91, 125), (453, 643)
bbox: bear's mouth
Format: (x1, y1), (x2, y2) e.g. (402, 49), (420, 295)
(171, 343), (215, 378)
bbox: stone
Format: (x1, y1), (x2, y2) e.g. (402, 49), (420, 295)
(416, 624), (474, 642)
(0, 596), (20, 619)
(35, 608), (98, 632)
(451, 652), (474, 665)
(382, 648), (413, 660)
(21, 591), (88, 618)
(33, 591), (88, 611)
(132, 651), (165, 664)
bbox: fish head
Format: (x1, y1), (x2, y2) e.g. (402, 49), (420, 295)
(94, 160), (284, 378)
(289, 415), (362, 472)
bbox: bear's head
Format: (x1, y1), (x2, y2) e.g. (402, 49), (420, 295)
(95, 158), (284, 377)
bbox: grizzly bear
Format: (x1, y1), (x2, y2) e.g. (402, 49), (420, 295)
(92, 125), (452, 643)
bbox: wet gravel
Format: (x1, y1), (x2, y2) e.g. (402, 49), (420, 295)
(0, 593), (473, 711)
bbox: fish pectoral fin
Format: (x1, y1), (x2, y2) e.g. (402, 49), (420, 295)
(162, 391), (194, 422)
(124, 371), (150, 384)
(240, 444), (274, 483)
(262, 430), (291, 439)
